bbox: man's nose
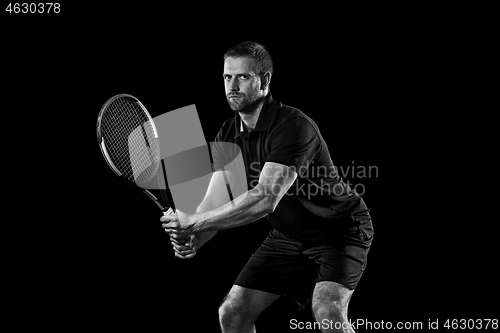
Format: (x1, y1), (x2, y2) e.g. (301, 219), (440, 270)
(228, 78), (239, 92)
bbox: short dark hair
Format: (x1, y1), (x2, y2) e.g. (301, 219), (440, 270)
(223, 41), (273, 75)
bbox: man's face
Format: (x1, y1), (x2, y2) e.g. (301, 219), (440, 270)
(223, 56), (263, 113)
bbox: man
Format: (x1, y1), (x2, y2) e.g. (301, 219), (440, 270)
(162, 41), (373, 333)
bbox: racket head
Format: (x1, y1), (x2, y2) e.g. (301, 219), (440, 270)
(96, 94), (160, 187)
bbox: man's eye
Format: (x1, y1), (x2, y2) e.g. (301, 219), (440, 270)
(238, 75), (248, 80)
(223, 75), (231, 81)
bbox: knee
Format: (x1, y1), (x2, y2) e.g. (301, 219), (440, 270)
(313, 303), (347, 321)
(218, 301), (235, 324)
(312, 281), (352, 323)
(218, 299), (247, 329)
(313, 300), (346, 322)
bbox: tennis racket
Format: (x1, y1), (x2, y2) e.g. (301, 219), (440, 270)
(96, 93), (175, 217)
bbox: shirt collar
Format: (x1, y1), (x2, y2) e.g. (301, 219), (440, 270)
(234, 93), (277, 139)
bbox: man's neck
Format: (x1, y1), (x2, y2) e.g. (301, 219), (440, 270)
(239, 95), (266, 132)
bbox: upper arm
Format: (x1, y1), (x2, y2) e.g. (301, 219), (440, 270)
(257, 162), (298, 212)
(200, 171), (235, 210)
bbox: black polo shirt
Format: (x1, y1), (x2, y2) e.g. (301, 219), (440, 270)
(212, 94), (367, 242)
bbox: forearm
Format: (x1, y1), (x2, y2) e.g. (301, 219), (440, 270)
(193, 199), (218, 249)
(193, 184), (272, 232)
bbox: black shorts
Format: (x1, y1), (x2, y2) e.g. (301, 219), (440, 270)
(234, 212), (373, 310)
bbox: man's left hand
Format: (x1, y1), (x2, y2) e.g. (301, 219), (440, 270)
(161, 209), (197, 238)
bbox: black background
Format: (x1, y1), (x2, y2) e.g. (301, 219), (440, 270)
(3, 5), (497, 332)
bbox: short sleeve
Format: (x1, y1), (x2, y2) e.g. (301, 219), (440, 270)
(266, 117), (321, 176)
(210, 123), (241, 173)
(210, 127), (226, 172)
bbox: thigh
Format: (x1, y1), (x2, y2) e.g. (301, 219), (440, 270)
(313, 281), (353, 306)
(222, 285), (280, 317)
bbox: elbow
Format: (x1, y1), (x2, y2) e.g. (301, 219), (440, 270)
(263, 201), (275, 216)
(254, 184), (280, 215)
(263, 194), (279, 215)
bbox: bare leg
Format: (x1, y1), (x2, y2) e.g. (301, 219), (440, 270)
(219, 285), (280, 333)
(312, 281), (355, 333)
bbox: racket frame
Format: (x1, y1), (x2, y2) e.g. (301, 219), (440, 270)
(96, 93), (175, 214)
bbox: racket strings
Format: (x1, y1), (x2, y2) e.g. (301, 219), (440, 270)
(101, 97), (160, 184)
(112, 98), (158, 183)
(106, 105), (157, 183)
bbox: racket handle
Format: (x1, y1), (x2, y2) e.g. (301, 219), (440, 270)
(163, 207), (174, 216)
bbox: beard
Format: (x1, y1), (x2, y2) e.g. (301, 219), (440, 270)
(227, 91), (264, 114)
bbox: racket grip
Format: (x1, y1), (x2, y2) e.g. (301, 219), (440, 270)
(163, 207), (174, 216)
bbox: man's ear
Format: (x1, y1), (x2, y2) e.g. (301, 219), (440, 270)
(260, 72), (271, 90)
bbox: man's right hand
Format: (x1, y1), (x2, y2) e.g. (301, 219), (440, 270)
(170, 233), (197, 259)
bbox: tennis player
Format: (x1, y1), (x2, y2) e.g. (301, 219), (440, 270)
(162, 41), (373, 333)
